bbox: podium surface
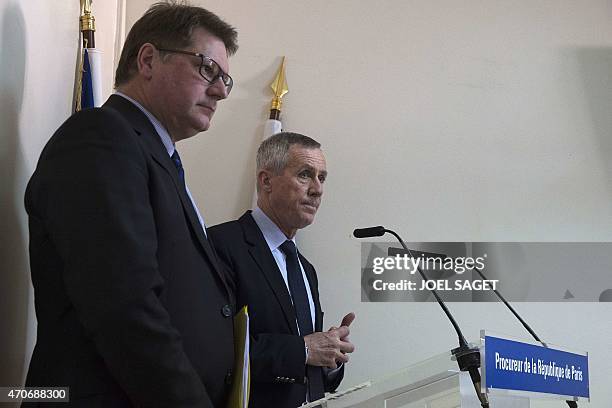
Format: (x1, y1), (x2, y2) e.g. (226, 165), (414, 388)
(302, 351), (465, 408)
(302, 332), (588, 408)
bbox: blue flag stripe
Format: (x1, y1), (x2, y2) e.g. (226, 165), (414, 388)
(80, 49), (95, 110)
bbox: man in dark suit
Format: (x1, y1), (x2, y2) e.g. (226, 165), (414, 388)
(209, 132), (355, 408)
(24, 4), (238, 407)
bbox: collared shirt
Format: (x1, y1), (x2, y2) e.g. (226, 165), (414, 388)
(251, 206), (342, 394)
(251, 206), (316, 330)
(115, 92), (207, 234)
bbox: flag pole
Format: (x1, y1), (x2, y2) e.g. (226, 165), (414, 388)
(75, 0), (102, 112)
(253, 58), (289, 207)
(80, 0), (95, 48)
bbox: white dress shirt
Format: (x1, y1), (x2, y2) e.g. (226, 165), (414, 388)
(251, 206), (316, 329)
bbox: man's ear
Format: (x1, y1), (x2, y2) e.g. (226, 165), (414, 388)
(136, 43), (157, 80)
(257, 169), (273, 192)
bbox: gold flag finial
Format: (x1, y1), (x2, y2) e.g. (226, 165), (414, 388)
(80, 0), (96, 38)
(269, 56), (288, 112)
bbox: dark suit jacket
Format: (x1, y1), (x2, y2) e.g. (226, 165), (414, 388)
(208, 211), (343, 408)
(24, 95), (234, 408)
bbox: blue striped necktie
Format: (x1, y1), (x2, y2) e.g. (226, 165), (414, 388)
(171, 149), (185, 183)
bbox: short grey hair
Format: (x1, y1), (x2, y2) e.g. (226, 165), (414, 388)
(256, 132), (321, 175)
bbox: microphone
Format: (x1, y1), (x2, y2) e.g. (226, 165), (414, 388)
(354, 226), (489, 408)
(352, 226), (385, 238)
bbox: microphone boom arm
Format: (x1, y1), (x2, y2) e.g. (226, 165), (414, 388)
(355, 226), (489, 407)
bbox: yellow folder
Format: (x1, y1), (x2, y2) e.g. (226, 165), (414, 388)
(227, 305), (250, 408)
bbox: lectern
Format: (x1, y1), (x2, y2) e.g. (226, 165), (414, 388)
(301, 332), (589, 408)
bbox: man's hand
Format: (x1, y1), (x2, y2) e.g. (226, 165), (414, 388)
(304, 312), (356, 369)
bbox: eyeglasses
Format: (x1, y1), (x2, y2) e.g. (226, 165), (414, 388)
(157, 48), (233, 94)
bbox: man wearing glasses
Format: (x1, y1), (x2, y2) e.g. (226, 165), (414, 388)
(24, 4), (236, 407)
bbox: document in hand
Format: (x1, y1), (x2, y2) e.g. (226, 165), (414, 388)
(227, 305), (250, 408)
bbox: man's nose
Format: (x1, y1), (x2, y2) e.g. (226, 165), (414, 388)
(309, 178), (323, 196)
(207, 76), (229, 99)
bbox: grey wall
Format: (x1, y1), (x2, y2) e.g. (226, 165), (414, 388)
(0, 1), (119, 402)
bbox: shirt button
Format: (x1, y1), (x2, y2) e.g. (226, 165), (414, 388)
(221, 304), (232, 317)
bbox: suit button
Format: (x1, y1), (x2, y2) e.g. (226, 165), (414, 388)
(225, 370), (233, 385)
(221, 304), (232, 317)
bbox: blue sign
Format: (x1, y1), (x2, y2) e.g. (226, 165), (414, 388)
(484, 334), (589, 399)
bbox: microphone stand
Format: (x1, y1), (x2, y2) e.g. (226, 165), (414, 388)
(359, 228), (489, 407)
(383, 237), (577, 408)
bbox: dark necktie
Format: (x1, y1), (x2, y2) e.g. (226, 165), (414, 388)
(279, 240), (324, 402)
(171, 149), (185, 183)
(280, 240), (313, 335)
(170, 149), (209, 236)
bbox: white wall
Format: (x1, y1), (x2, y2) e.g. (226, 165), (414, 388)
(0, 0), (118, 396)
(129, 1), (612, 405)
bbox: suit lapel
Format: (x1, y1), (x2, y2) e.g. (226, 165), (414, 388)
(239, 212), (299, 335)
(102, 95), (230, 294)
(169, 166), (224, 276)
